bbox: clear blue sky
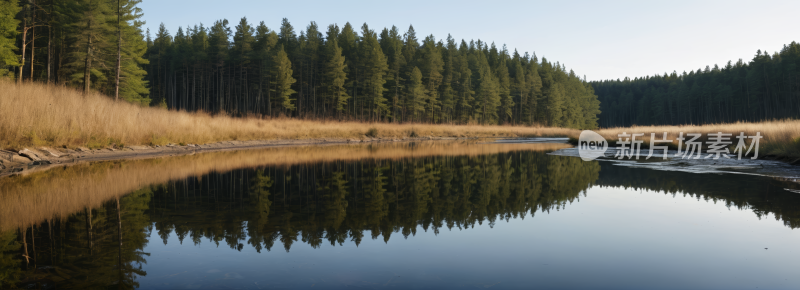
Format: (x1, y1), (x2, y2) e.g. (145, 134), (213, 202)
(139, 0), (800, 81)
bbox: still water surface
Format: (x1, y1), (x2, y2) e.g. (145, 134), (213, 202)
(2, 141), (800, 289)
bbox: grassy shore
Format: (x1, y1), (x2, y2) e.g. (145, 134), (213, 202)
(2, 81), (799, 160)
(0, 81), (575, 150)
(586, 121), (800, 159)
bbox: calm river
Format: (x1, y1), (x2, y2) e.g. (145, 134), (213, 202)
(2, 140), (800, 289)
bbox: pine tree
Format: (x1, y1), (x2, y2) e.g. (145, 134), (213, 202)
(337, 22), (358, 116)
(149, 23), (172, 107)
(511, 59), (527, 124)
(380, 25), (405, 122)
(233, 17), (254, 114)
(453, 40), (473, 123)
(407, 66), (426, 121)
(273, 45), (296, 112)
(547, 83), (565, 127)
(418, 35), (443, 122)
(67, 0), (113, 94)
(253, 21), (277, 115)
(496, 58), (513, 123)
(0, 0), (20, 77)
(302, 21), (323, 116)
(526, 57), (543, 125)
(475, 53), (500, 124)
(323, 35), (349, 118)
(207, 19), (230, 111)
(115, 0), (149, 105)
(277, 18), (296, 60)
(439, 35), (457, 123)
(359, 24), (388, 121)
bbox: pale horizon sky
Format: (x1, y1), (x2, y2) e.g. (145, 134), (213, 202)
(139, 0), (800, 81)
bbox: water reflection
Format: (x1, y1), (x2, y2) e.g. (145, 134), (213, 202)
(596, 163), (800, 228)
(0, 141), (570, 232)
(144, 152), (597, 253)
(1, 142), (800, 288)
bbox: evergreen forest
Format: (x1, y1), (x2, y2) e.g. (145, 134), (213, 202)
(592, 43), (800, 127)
(0, 0), (601, 128)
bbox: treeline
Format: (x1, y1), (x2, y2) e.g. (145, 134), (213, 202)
(0, 0), (150, 104)
(0, 0), (600, 128)
(143, 19), (600, 127)
(592, 42), (800, 127)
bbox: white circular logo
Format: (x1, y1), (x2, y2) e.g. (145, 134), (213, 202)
(578, 130), (608, 161)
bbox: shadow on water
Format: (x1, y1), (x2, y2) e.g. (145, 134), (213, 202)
(1, 140), (799, 288)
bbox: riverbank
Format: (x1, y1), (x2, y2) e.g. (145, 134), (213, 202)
(0, 81), (575, 150)
(3, 80), (799, 174)
(0, 136), (476, 177)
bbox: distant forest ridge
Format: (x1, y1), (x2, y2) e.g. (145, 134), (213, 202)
(0, 0), (600, 129)
(591, 42), (800, 128)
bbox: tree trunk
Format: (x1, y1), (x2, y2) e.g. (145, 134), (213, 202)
(83, 26), (92, 95)
(18, 10), (27, 84)
(29, 0), (35, 81)
(115, 0), (121, 101)
(47, 0), (52, 84)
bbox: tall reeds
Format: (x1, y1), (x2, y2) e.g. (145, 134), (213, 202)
(0, 81), (576, 149)
(593, 121), (800, 158)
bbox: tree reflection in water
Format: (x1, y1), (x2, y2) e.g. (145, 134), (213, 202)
(3, 147), (800, 288)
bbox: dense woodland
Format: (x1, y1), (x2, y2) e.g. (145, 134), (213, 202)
(3, 0), (800, 130)
(0, 0), (600, 128)
(0, 0), (149, 103)
(592, 42), (800, 127)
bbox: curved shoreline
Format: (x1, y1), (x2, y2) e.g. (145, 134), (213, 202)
(2, 136), (560, 178)
(0, 137), (444, 178)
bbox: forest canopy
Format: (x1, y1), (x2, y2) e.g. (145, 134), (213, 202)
(1, 0), (600, 129)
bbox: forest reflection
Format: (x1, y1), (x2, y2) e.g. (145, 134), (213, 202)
(3, 145), (800, 288)
(0, 140), (571, 232)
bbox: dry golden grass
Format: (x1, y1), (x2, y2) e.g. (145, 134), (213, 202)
(0, 141), (570, 232)
(0, 80), (576, 149)
(587, 120), (800, 158)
